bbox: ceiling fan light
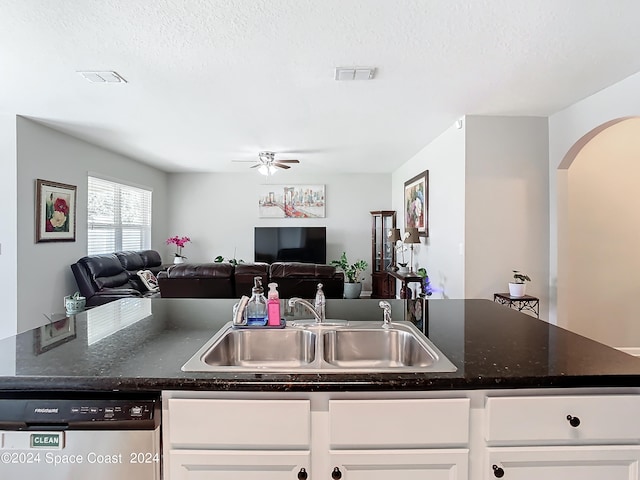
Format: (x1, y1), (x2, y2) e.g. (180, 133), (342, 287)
(268, 165), (277, 175)
(258, 164), (270, 176)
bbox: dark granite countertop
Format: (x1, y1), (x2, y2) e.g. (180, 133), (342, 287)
(2, 298), (640, 393)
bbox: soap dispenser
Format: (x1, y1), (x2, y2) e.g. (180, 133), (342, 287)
(267, 282), (281, 326)
(246, 277), (268, 326)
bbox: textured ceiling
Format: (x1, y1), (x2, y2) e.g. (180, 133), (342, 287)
(2, 0), (640, 174)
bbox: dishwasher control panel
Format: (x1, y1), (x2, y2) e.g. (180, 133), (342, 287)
(0, 398), (158, 429)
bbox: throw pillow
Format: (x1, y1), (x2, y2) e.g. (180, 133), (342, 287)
(137, 269), (159, 292)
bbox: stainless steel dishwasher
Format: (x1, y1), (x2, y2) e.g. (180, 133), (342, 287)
(0, 395), (161, 479)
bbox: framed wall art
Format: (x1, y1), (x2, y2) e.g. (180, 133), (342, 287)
(35, 179), (77, 242)
(404, 170), (428, 236)
(258, 184), (325, 218)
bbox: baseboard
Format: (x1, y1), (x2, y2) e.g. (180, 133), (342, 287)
(615, 347), (640, 357)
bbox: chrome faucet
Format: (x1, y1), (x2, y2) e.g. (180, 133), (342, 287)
(288, 298), (323, 323)
(379, 300), (392, 328)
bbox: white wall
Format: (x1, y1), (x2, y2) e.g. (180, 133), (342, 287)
(549, 70), (640, 327)
(0, 114), (17, 339)
(391, 122), (466, 298)
(563, 119), (640, 348)
(465, 116), (549, 317)
(166, 172), (391, 291)
(16, 117), (169, 332)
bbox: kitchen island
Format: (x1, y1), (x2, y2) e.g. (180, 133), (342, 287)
(3, 298), (640, 480)
(1, 297), (640, 392)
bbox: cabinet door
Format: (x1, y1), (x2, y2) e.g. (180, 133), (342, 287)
(329, 449), (468, 480)
(486, 446), (640, 480)
(169, 450), (310, 480)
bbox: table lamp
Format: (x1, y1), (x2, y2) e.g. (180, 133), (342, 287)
(404, 227), (420, 272)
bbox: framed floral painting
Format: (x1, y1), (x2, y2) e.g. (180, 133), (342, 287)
(404, 170), (428, 236)
(36, 179), (77, 242)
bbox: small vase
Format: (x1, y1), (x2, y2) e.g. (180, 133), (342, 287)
(174, 256), (185, 264)
(397, 264), (408, 273)
(508, 282), (526, 297)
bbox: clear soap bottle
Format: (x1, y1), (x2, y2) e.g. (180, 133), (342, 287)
(246, 277), (268, 326)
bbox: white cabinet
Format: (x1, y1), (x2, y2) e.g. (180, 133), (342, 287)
(484, 394), (640, 480)
(166, 398), (311, 480)
(162, 390), (640, 480)
(485, 446), (640, 479)
(169, 451), (310, 480)
(163, 395), (470, 480)
(328, 399), (470, 480)
(330, 450), (468, 480)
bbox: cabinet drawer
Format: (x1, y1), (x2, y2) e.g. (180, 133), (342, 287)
(169, 450), (310, 479)
(329, 398), (470, 448)
(168, 399), (310, 449)
(486, 395), (640, 445)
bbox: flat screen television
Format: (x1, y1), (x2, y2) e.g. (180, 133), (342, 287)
(254, 227), (327, 264)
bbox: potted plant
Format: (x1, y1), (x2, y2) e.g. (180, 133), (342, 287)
(167, 235), (191, 264)
(214, 247), (243, 266)
(509, 270), (531, 297)
(331, 252), (368, 299)
(394, 240), (409, 272)
(214, 255), (244, 266)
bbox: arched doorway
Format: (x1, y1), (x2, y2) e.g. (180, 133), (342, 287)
(557, 117), (640, 349)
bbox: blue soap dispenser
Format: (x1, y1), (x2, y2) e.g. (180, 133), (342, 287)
(246, 276), (268, 326)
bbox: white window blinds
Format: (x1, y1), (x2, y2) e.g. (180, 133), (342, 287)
(87, 176), (152, 255)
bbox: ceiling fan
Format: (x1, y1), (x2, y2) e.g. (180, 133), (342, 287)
(233, 151), (300, 175)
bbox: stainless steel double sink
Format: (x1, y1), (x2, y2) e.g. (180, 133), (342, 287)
(182, 320), (457, 373)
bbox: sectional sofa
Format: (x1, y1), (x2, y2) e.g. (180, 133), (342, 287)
(71, 250), (345, 307)
(158, 261), (345, 299)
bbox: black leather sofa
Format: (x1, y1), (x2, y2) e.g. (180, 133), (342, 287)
(157, 262), (344, 299)
(71, 250), (164, 307)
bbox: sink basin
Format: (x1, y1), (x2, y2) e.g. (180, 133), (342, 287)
(323, 328), (436, 368)
(182, 321), (456, 373)
(186, 328), (316, 370)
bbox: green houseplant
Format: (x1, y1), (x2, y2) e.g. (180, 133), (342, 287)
(509, 270), (531, 297)
(331, 252), (368, 299)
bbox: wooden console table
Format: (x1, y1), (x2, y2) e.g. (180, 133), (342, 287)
(493, 293), (540, 318)
(387, 269), (422, 299)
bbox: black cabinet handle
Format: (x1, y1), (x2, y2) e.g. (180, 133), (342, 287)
(567, 414), (581, 427)
(332, 467), (343, 479)
(493, 465), (505, 478)
(298, 467), (308, 480)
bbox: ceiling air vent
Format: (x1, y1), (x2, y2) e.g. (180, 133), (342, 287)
(334, 67), (376, 81)
(77, 71), (127, 83)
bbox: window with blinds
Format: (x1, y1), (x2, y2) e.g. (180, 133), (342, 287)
(87, 176), (152, 255)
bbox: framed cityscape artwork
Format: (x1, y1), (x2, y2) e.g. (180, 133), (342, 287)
(258, 185), (325, 218)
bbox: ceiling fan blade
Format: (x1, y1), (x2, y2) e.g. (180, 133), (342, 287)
(275, 164), (291, 169)
(250, 164), (261, 168)
(274, 159), (300, 164)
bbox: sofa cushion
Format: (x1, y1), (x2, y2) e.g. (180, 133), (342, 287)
(159, 263), (235, 298)
(139, 249), (162, 268)
(234, 262), (270, 296)
(115, 251), (146, 271)
(77, 254), (130, 290)
(167, 262), (234, 278)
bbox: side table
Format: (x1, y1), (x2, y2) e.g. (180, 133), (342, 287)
(493, 293), (540, 318)
(387, 269), (422, 299)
